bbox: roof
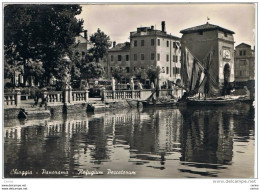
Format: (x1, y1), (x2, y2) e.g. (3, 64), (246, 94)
(235, 43), (251, 48)
(180, 22), (235, 34)
(75, 35), (87, 43)
(130, 29), (181, 40)
(108, 42), (130, 52)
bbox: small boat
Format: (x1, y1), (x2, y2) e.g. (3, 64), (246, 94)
(187, 97), (239, 106)
(142, 100), (178, 107)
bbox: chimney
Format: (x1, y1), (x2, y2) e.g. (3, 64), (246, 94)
(161, 21), (166, 32)
(83, 30), (88, 40)
(151, 25), (154, 30)
(113, 41), (116, 48)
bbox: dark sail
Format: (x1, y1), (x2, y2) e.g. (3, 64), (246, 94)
(181, 47), (219, 97)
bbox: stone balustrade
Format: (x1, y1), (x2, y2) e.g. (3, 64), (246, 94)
(72, 91), (88, 103)
(4, 89), (21, 108)
(103, 90), (140, 100)
(103, 90), (148, 100)
(45, 91), (63, 103)
(43, 88), (89, 105)
(103, 87), (183, 101)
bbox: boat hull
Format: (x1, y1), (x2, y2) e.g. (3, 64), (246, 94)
(187, 99), (239, 106)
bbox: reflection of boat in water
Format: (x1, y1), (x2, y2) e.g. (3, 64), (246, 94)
(177, 47), (252, 106)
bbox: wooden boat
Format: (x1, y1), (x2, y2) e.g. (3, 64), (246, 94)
(187, 97), (239, 106)
(142, 100), (178, 107)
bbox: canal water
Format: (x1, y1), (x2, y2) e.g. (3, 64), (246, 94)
(4, 103), (255, 178)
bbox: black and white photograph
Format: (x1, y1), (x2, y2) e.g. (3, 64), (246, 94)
(1, 2), (258, 189)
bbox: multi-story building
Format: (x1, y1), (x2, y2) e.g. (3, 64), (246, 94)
(104, 41), (131, 78)
(180, 22), (235, 93)
(234, 43), (255, 85)
(72, 30), (93, 60)
(130, 21), (181, 86)
(101, 21), (181, 86)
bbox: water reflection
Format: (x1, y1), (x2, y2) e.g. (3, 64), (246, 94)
(4, 103), (254, 178)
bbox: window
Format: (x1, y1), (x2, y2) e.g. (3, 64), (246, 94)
(166, 54), (169, 62)
(134, 40), (137, 47)
(239, 50), (243, 56)
(167, 41), (169, 47)
(126, 67), (130, 73)
(141, 40), (145, 46)
(243, 50), (246, 56)
(173, 67), (180, 74)
(118, 55), (122, 61)
(173, 55), (178, 62)
(224, 33), (228, 37)
(157, 53), (160, 61)
(151, 39), (155, 46)
(166, 67), (169, 74)
(141, 54), (145, 60)
(126, 55), (129, 61)
(111, 55), (114, 61)
(151, 53), (155, 60)
(134, 54), (137, 61)
(158, 39), (160, 46)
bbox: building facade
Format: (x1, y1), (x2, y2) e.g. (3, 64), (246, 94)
(101, 21), (181, 86)
(104, 42), (131, 78)
(234, 43), (255, 85)
(72, 30), (93, 60)
(130, 21), (181, 86)
(180, 22), (235, 90)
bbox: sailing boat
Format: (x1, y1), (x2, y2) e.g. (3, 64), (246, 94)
(178, 47), (243, 106)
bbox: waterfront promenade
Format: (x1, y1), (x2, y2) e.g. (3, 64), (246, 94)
(4, 87), (184, 119)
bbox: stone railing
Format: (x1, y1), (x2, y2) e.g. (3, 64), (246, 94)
(103, 89), (153, 101)
(43, 87), (89, 105)
(4, 89), (21, 108)
(45, 91), (63, 103)
(102, 87), (183, 101)
(72, 91), (88, 103)
(104, 90), (141, 100)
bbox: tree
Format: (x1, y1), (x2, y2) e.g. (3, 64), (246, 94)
(4, 4), (83, 85)
(146, 66), (161, 83)
(111, 66), (131, 83)
(135, 68), (148, 82)
(89, 28), (110, 62)
(81, 62), (104, 81)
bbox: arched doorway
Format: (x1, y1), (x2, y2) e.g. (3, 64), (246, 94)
(222, 63), (231, 95)
(223, 63), (231, 82)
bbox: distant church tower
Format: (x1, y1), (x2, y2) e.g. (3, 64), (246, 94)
(180, 22), (235, 89)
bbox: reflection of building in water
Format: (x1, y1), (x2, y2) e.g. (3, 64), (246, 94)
(156, 109), (182, 153)
(180, 108), (234, 165)
(103, 109), (183, 169)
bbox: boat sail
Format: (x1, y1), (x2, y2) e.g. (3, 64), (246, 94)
(181, 47), (219, 98)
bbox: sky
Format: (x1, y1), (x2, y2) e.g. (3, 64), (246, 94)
(77, 3), (255, 48)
